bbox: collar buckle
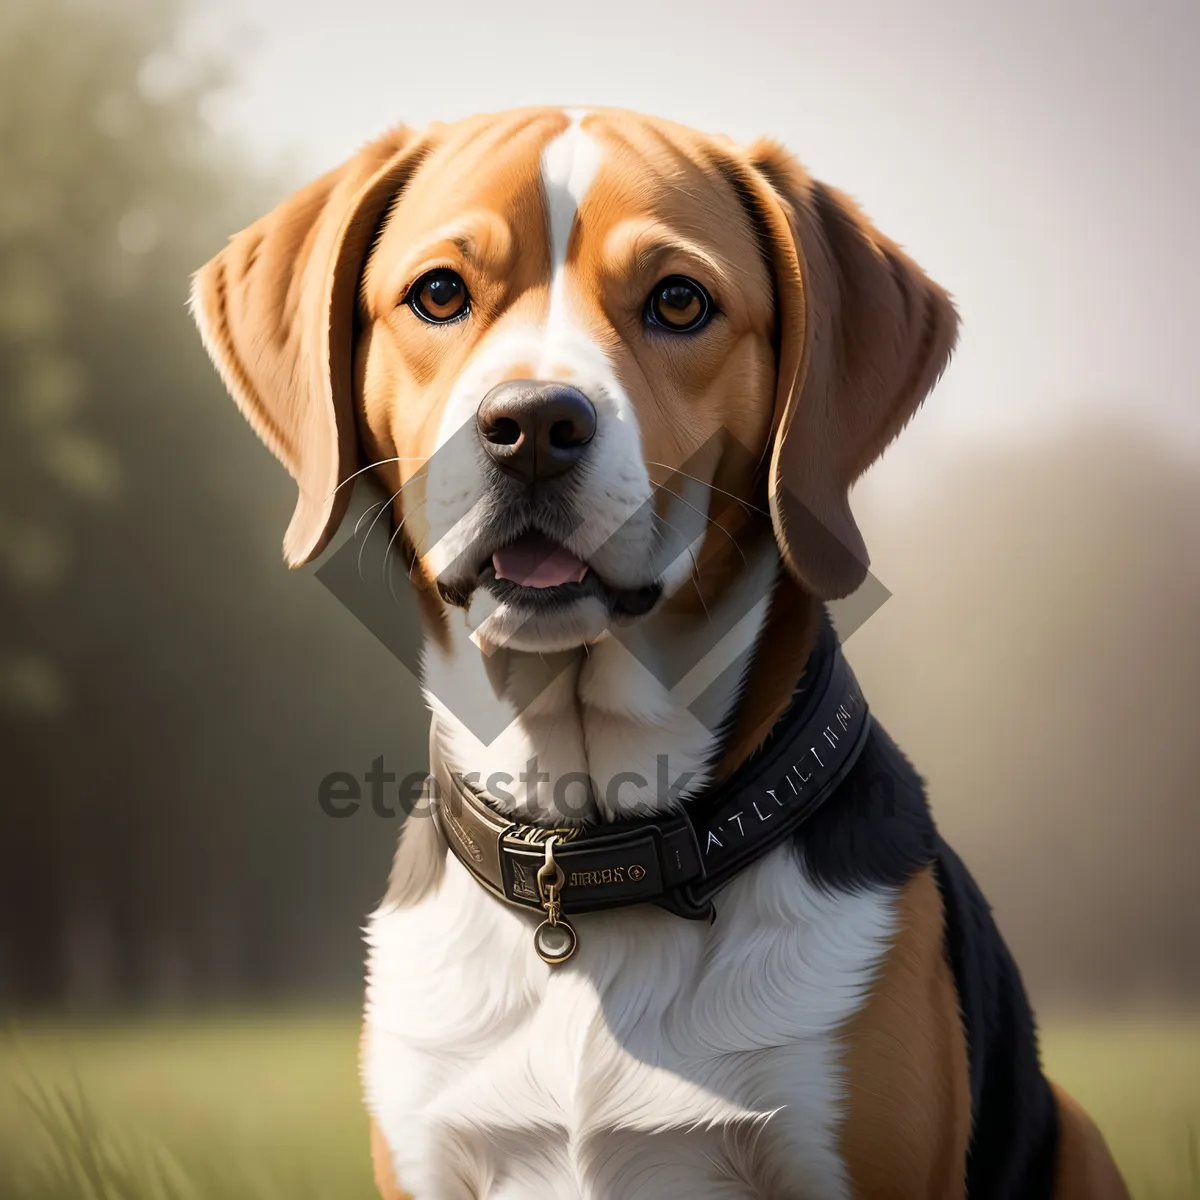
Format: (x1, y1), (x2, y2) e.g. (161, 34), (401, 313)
(532, 837), (578, 965)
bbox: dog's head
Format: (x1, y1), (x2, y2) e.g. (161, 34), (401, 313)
(192, 108), (956, 653)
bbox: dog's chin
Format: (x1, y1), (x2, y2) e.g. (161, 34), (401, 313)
(470, 592), (613, 652)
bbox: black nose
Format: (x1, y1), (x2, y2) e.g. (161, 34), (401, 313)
(476, 381), (597, 483)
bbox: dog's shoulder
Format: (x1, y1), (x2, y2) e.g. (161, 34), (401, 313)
(801, 723), (969, 1194)
(838, 861), (972, 1197)
(818, 721), (1062, 1199)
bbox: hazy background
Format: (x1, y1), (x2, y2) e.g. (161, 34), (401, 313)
(1, 0), (1196, 1015)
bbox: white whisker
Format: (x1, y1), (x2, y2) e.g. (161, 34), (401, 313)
(352, 468), (430, 542)
(653, 484), (749, 569)
(328, 457), (431, 500)
(354, 498), (389, 539)
(359, 485), (405, 578)
(645, 460), (769, 519)
(654, 510), (713, 627)
(384, 497), (430, 602)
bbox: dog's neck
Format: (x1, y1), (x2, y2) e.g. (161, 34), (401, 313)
(422, 538), (820, 825)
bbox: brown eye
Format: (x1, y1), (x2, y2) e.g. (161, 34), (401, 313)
(408, 269), (469, 323)
(647, 275), (712, 332)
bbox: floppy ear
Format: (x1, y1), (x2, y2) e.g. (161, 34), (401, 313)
(740, 139), (959, 599)
(190, 126), (428, 566)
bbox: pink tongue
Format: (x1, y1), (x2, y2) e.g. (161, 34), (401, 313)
(493, 534), (588, 588)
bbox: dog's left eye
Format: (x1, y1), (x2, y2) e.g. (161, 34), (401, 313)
(407, 269), (470, 324)
(646, 276), (712, 333)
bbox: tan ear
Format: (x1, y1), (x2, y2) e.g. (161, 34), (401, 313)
(190, 125), (428, 566)
(741, 139), (959, 598)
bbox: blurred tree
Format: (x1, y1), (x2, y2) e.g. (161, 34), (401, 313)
(0, 0), (424, 1011)
(0, 0), (207, 713)
(0, 0), (259, 1007)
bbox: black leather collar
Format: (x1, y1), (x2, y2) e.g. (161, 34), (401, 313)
(431, 612), (871, 947)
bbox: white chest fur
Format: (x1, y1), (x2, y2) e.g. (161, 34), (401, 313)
(365, 531), (897, 1196)
(363, 840), (897, 1199)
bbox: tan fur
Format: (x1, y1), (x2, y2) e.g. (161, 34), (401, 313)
(370, 1117), (414, 1200)
(191, 126), (429, 566)
(734, 140), (960, 599)
(1051, 1084), (1132, 1200)
(716, 576), (820, 776)
(362, 1023), (411, 1199)
(838, 868), (973, 1199)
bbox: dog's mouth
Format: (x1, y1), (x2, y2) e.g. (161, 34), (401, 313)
(477, 531), (661, 618)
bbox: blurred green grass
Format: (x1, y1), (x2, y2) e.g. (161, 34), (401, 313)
(0, 1013), (373, 1199)
(1, 1012), (1197, 1198)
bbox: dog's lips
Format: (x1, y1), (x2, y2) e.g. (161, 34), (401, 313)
(492, 532), (588, 589)
(476, 532), (663, 618)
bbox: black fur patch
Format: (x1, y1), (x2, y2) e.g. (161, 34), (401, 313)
(934, 839), (1059, 1199)
(796, 721), (937, 893)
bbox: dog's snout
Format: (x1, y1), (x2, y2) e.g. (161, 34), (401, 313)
(477, 381), (597, 483)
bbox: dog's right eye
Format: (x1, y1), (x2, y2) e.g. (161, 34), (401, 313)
(407, 269), (470, 324)
(645, 275), (712, 333)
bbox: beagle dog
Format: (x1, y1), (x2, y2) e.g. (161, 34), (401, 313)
(191, 108), (1130, 1199)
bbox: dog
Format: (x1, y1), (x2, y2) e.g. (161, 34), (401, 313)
(191, 108), (1130, 1199)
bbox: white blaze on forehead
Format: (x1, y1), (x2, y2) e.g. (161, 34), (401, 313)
(541, 110), (603, 279)
(539, 110), (604, 363)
